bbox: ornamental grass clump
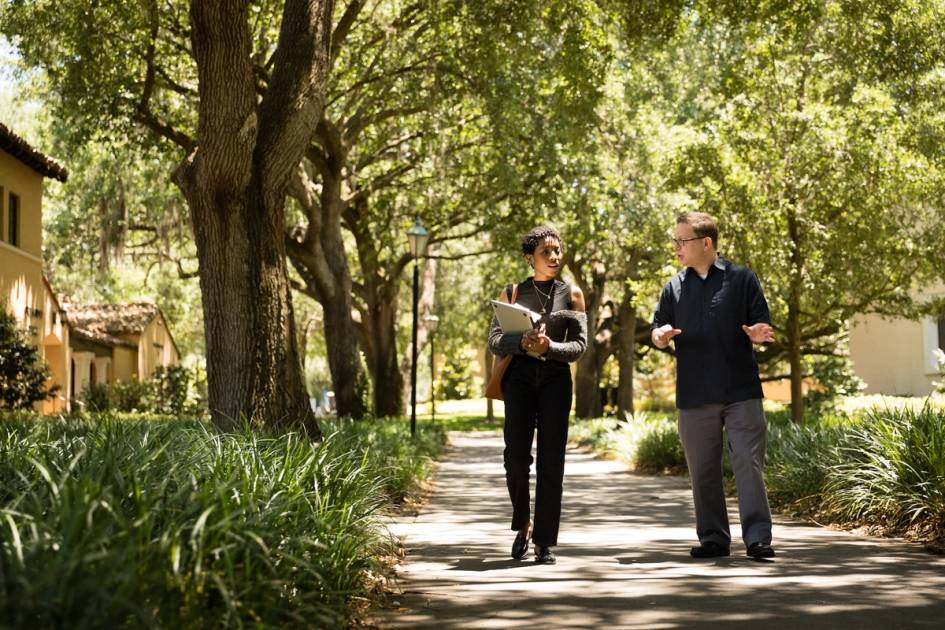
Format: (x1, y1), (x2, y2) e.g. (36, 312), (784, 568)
(332, 417), (443, 502)
(568, 413), (684, 472)
(632, 418), (686, 472)
(567, 417), (621, 456)
(823, 405), (945, 533)
(764, 421), (849, 510)
(0, 415), (444, 628)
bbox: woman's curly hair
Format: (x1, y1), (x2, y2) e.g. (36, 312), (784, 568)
(521, 226), (562, 255)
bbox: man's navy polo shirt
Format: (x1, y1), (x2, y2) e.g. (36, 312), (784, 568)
(651, 256), (771, 409)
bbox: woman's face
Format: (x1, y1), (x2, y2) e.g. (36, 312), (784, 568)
(528, 236), (562, 280)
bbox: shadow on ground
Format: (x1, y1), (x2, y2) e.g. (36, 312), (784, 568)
(373, 432), (945, 629)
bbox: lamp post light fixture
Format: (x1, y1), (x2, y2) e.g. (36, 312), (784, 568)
(424, 314), (439, 423)
(406, 218), (429, 437)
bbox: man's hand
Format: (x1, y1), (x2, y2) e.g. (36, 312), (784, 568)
(742, 322), (774, 344)
(652, 324), (682, 349)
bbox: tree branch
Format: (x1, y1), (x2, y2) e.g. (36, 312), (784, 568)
(135, 5), (195, 151)
(424, 249), (496, 261)
(330, 0), (366, 66)
(345, 163), (416, 205)
(354, 131), (424, 170)
(254, 0), (335, 191)
(345, 105), (427, 143)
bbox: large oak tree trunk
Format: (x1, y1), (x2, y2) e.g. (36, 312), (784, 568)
(347, 206), (413, 418)
(786, 296), (805, 424)
(574, 272), (608, 419)
(575, 350), (604, 418)
(176, 0), (334, 434)
(286, 141), (365, 418)
(286, 215), (365, 418)
(484, 337), (495, 422)
(786, 209), (805, 424)
(363, 292), (404, 417)
(616, 293), (636, 419)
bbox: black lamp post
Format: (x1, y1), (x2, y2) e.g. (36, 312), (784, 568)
(424, 314), (439, 423)
(406, 217), (429, 437)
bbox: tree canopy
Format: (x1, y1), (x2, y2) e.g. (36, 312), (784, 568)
(3, 0), (944, 423)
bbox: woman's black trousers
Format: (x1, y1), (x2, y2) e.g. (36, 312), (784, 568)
(501, 357), (572, 547)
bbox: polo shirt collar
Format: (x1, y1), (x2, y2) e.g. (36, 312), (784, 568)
(682, 254), (728, 279)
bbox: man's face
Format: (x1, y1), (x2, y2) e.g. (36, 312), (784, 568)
(672, 223), (711, 268)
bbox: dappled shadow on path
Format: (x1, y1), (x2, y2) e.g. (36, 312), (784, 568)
(375, 432), (945, 629)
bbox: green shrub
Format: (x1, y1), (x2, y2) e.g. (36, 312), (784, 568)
(354, 362), (372, 418)
(80, 381), (111, 412)
(0, 300), (58, 409)
(148, 365), (205, 416)
(107, 378), (152, 411)
(569, 413), (684, 471)
(765, 422), (848, 509)
(74, 366), (206, 416)
(0, 414), (445, 627)
(633, 422), (686, 472)
(568, 417), (619, 454)
(634, 398), (677, 413)
(436, 350), (476, 401)
(824, 405), (945, 528)
(803, 355), (865, 415)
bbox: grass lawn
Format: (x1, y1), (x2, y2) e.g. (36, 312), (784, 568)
(412, 397), (504, 431)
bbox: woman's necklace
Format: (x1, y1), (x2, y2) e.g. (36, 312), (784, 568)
(532, 279), (554, 314)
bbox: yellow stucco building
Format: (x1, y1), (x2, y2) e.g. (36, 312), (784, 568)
(60, 301), (180, 391)
(2, 122), (180, 412)
(849, 283), (945, 396)
(1, 122), (71, 412)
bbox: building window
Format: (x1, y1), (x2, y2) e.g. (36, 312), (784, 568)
(8, 193), (19, 247)
(938, 315), (945, 351)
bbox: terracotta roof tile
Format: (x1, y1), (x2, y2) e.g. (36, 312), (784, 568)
(71, 326), (138, 349)
(61, 300), (160, 336)
(0, 122), (69, 182)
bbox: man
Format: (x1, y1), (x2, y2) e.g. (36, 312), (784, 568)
(651, 211), (776, 560)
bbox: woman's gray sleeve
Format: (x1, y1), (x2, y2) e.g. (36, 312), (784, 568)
(488, 314), (525, 357)
(545, 311), (588, 363)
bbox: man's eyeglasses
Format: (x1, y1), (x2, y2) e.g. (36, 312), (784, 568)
(672, 236), (703, 248)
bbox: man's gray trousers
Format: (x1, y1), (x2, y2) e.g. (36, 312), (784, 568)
(677, 398), (773, 549)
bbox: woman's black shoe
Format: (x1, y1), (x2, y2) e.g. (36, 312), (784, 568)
(534, 545), (556, 564)
(511, 531), (530, 559)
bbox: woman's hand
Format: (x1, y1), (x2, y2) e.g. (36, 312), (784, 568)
(521, 324), (550, 354)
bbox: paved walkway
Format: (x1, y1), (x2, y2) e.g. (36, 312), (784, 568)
(374, 431), (945, 629)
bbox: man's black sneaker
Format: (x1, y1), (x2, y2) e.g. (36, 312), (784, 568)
(747, 542), (775, 559)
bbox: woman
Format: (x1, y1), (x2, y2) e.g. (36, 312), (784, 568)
(488, 226), (587, 564)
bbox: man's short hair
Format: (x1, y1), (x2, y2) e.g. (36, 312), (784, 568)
(521, 226), (562, 255)
(677, 212), (718, 248)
